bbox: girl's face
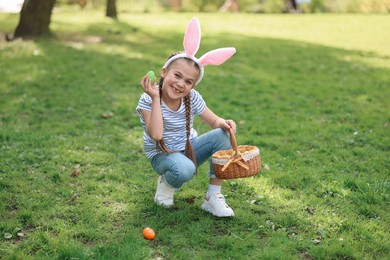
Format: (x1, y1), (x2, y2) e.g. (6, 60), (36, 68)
(161, 59), (199, 101)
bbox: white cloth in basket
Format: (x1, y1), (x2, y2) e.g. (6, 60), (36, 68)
(212, 147), (260, 166)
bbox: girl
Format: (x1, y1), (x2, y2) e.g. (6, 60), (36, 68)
(136, 18), (237, 217)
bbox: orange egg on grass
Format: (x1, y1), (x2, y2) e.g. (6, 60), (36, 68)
(143, 227), (155, 240)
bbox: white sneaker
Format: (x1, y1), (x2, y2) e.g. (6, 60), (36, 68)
(201, 193), (235, 217)
(154, 176), (175, 207)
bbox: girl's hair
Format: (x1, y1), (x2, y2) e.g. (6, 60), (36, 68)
(157, 53), (200, 169)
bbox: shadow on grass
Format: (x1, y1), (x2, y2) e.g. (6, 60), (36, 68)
(1, 17), (389, 259)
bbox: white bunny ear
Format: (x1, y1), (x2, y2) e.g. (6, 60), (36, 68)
(183, 17), (201, 57)
(199, 47), (236, 66)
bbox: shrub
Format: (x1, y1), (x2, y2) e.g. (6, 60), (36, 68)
(326, 0), (390, 13)
(263, 0), (286, 13)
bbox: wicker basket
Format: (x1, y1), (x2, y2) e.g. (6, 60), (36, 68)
(212, 128), (261, 179)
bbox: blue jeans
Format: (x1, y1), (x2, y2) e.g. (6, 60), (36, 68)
(150, 128), (231, 189)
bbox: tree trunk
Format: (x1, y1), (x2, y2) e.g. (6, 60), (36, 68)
(14, 0), (56, 39)
(106, 0), (117, 19)
(291, 0), (298, 10)
(169, 0), (182, 12)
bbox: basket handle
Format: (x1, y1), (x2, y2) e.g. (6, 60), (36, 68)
(220, 128), (250, 172)
(228, 127), (238, 155)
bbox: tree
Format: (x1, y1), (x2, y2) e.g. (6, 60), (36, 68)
(170, 0), (182, 11)
(219, 0), (239, 12)
(290, 0), (298, 10)
(12, 0), (56, 39)
(106, 0), (117, 19)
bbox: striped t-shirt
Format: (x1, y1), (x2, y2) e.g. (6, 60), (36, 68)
(136, 89), (206, 159)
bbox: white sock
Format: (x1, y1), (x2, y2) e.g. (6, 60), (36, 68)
(207, 184), (221, 197)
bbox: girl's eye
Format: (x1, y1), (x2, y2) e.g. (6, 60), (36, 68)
(175, 73), (181, 78)
(185, 80), (193, 85)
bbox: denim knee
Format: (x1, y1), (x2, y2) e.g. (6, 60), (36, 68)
(151, 153), (196, 189)
(213, 128), (232, 151)
(165, 160), (195, 189)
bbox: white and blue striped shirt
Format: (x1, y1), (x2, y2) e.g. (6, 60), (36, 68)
(136, 89), (206, 159)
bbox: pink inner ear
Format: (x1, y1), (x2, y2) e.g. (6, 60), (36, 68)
(183, 17), (201, 57)
(199, 48), (236, 66)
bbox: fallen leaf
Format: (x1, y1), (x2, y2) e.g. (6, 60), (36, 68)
(300, 251), (314, 260)
(312, 237), (322, 244)
(4, 233), (12, 239)
(305, 207), (315, 215)
(70, 170), (80, 177)
(71, 194), (80, 201)
(185, 196), (196, 204)
(101, 112), (113, 118)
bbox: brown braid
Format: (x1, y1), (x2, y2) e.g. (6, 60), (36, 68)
(156, 77), (172, 154)
(184, 94), (197, 171)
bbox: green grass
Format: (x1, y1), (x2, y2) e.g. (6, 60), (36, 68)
(1, 9), (389, 259)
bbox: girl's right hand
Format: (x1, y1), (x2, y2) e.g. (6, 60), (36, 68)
(140, 75), (159, 99)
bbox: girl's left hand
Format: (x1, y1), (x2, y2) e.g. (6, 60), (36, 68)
(224, 119), (237, 133)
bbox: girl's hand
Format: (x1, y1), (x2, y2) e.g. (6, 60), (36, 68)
(140, 75), (159, 99)
(223, 119), (237, 134)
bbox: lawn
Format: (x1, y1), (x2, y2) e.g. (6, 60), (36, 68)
(0, 9), (389, 259)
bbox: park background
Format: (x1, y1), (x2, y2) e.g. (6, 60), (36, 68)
(1, 0), (389, 259)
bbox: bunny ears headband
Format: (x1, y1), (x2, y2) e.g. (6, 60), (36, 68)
(163, 17), (236, 85)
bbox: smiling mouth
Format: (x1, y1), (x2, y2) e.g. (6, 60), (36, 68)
(171, 86), (182, 93)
